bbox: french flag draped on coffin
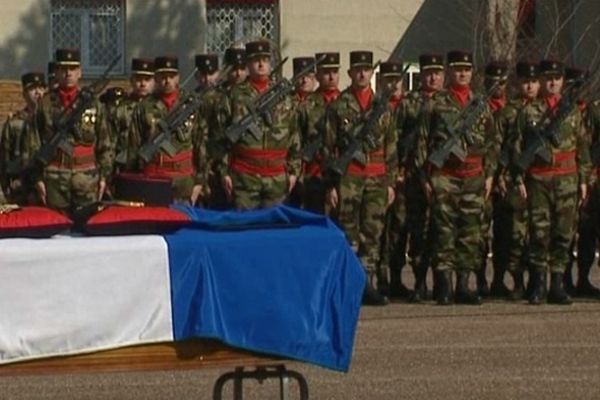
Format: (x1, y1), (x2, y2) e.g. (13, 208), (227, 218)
(0, 206), (365, 372)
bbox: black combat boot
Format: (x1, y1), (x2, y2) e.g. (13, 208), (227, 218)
(362, 282), (389, 306)
(547, 272), (573, 305)
(455, 271), (482, 305)
(409, 268), (428, 303)
(575, 267), (600, 298)
(489, 267), (510, 298)
(476, 267), (490, 298)
(508, 271), (525, 301)
(436, 270), (453, 305)
(528, 271), (545, 305)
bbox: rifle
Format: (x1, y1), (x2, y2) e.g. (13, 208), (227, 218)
(328, 64), (411, 177)
(35, 54), (121, 166)
(428, 80), (502, 169)
(137, 65), (231, 163)
(224, 55), (324, 145)
(514, 80), (584, 172)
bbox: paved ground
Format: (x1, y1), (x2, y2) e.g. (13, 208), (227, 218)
(3, 270), (600, 399)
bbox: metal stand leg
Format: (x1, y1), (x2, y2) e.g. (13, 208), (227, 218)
(212, 364), (309, 400)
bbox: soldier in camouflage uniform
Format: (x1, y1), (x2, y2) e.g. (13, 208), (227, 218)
(193, 54), (231, 210)
(477, 61), (510, 298)
(129, 56), (207, 205)
(425, 50), (500, 305)
(112, 58), (155, 173)
(29, 49), (112, 214)
(325, 51), (398, 305)
(0, 72), (46, 205)
(297, 52), (341, 214)
(287, 56), (316, 208)
(512, 59), (592, 305)
(567, 68), (600, 297)
(377, 60), (412, 299)
(220, 40), (301, 210)
(396, 54), (445, 302)
(492, 61), (540, 300)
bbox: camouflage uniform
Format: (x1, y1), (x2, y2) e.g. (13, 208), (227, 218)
(426, 85), (500, 303)
(113, 94), (144, 172)
(493, 98), (530, 279)
(513, 93), (592, 303)
(221, 75), (301, 210)
(30, 86), (112, 213)
(0, 109), (33, 204)
(128, 91), (208, 204)
(324, 86), (398, 277)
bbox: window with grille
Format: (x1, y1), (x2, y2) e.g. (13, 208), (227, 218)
(206, 0), (279, 56)
(50, 0), (125, 75)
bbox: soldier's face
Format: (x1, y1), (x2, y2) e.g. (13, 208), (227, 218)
(56, 65), (81, 88)
(380, 76), (403, 97)
(195, 71), (220, 88)
(130, 74), (154, 97)
(296, 73), (316, 94)
(519, 78), (540, 100)
(348, 66), (373, 88)
(228, 67), (247, 85)
(247, 56), (272, 78)
(155, 71), (180, 94)
(541, 75), (564, 96)
(486, 79), (507, 98)
(316, 68), (339, 90)
(23, 85), (45, 105)
(448, 66), (472, 87)
(420, 69), (444, 92)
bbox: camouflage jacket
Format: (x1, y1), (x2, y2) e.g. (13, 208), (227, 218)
(112, 95), (146, 171)
(1, 109), (30, 183)
(129, 91), (208, 186)
(324, 86), (398, 185)
(196, 86), (229, 166)
(495, 97), (531, 180)
(426, 89), (500, 179)
(297, 90), (336, 165)
(397, 90), (435, 172)
(513, 97), (592, 185)
(31, 89), (112, 180)
(222, 79), (302, 176)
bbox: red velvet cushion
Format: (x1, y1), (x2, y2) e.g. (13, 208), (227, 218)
(84, 206), (190, 236)
(0, 206), (73, 238)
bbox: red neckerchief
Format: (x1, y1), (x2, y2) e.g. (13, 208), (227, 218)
(449, 84), (471, 107)
(388, 94), (402, 112)
(577, 101), (587, 112)
(352, 86), (374, 112)
(250, 76), (269, 94)
(160, 90), (179, 111)
(488, 96), (507, 112)
(545, 94), (560, 113)
(321, 88), (341, 104)
(58, 86), (79, 109)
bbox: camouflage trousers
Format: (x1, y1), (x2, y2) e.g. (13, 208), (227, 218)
(405, 173), (434, 273)
(206, 172), (233, 210)
(338, 175), (388, 274)
(44, 167), (99, 213)
(171, 175), (196, 205)
(431, 173), (485, 272)
(576, 181), (600, 271)
(526, 174), (578, 274)
(231, 171), (287, 210)
(492, 185), (529, 273)
(380, 181), (407, 275)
